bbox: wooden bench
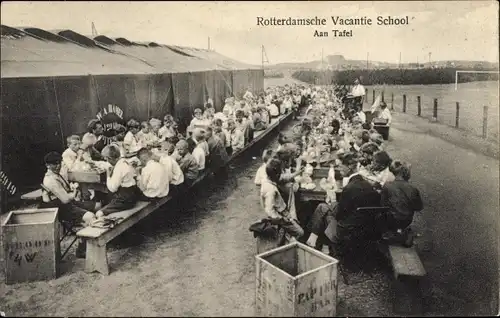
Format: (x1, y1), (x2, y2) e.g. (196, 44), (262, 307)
(76, 173), (205, 275)
(387, 244), (426, 315)
(20, 189), (42, 201)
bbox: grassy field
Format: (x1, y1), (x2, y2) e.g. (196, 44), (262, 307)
(365, 81), (499, 142)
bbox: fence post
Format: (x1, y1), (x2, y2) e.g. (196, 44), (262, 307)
(381, 91), (385, 103)
(417, 96), (421, 116)
(482, 106), (488, 139)
(403, 95), (407, 113)
(372, 90), (375, 104)
(433, 98), (438, 120)
(391, 93), (394, 111)
(455, 102), (460, 128)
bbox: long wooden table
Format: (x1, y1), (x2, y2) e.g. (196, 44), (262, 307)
(296, 167), (342, 202)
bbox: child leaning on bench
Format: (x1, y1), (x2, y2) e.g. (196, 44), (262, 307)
(378, 160), (423, 237)
(95, 144), (141, 218)
(41, 152), (99, 258)
(260, 158), (304, 242)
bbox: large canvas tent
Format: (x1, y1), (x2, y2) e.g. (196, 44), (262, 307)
(1, 25), (264, 200)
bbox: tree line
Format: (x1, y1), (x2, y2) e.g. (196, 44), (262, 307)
(292, 68), (499, 85)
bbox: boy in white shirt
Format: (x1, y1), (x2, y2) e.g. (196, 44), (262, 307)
(123, 119), (143, 155)
(137, 121), (159, 147)
(254, 148), (273, 187)
(158, 141), (184, 188)
(192, 137), (207, 172)
(222, 99), (234, 117)
(159, 115), (178, 140)
(95, 144), (140, 218)
(188, 108), (210, 135)
(61, 135), (83, 180)
(136, 148), (170, 200)
(227, 119), (245, 154)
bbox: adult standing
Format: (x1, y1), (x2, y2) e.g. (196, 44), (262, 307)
(350, 78), (366, 105)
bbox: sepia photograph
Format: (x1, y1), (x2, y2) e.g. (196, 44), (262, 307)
(0, 1), (499, 316)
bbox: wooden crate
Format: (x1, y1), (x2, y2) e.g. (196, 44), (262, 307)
(2, 208), (60, 284)
(256, 235), (280, 255)
(256, 242), (339, 317)
(67, 170), (106, 183)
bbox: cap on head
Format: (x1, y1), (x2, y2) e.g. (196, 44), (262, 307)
(87, 119), (101, 132)
(44, 152), (62, 165)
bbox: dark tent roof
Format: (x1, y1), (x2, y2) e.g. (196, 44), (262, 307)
(171, 46), (260, 70)
(1, 25), (260, 78)
(1, 26), (157, 78)
(95, 37), (231, 73)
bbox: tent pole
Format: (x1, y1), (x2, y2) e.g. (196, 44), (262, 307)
(52, 78), (66, 149)
(90, 75), (101, 111)
(147, 76), (152, 119)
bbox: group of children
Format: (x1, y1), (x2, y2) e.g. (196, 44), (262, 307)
(253, 84), (423, 257)
(39, 85), (312, 258)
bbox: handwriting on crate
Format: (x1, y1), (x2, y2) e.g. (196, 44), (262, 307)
(5, 240), (53, 250)
(9, 251), (37, 266)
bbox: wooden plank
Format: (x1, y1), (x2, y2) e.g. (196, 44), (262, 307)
(388, 245), (426, 278)
(20, 189), (42, 201)
(85, 239), (109, 275)
(77, 201), (151, 241)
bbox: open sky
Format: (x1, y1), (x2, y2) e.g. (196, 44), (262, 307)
(2, 1), (499, 65)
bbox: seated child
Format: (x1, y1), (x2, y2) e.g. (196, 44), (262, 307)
(136, 148), (171, 200)
(158, 141), (184, 189)
(137, 121), (159, 147)
(191, 131), (207, 172)
(159, 115), (178, 140)
(379, 161), (423, 234)
(41, 152), (97, 258)
(227, 119), (245, 154)
(149, 118), (163, 139)
(205, 126), (230, 172)
(175, 139), (200, 187)
(188, 108), (210, 135)
(123, 119), (143, 154)
(260, 159), (304, 241)
(61, 135), (83, 180)
(254, 148), (274, 186)
(162, 136), (179, 156)
(95, 144), (140, 218)
(212, 119), (228, 150)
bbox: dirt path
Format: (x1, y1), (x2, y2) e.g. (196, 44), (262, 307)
(387, 113), (499, 315)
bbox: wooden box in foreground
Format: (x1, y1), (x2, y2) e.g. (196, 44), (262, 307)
(256, 242), (339, 317)
(2, 208), (60, 284)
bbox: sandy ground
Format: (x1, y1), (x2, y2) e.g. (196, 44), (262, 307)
(1, 78), (498, 316)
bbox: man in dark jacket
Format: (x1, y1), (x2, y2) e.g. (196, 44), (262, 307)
(335, 173), (382, 253)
